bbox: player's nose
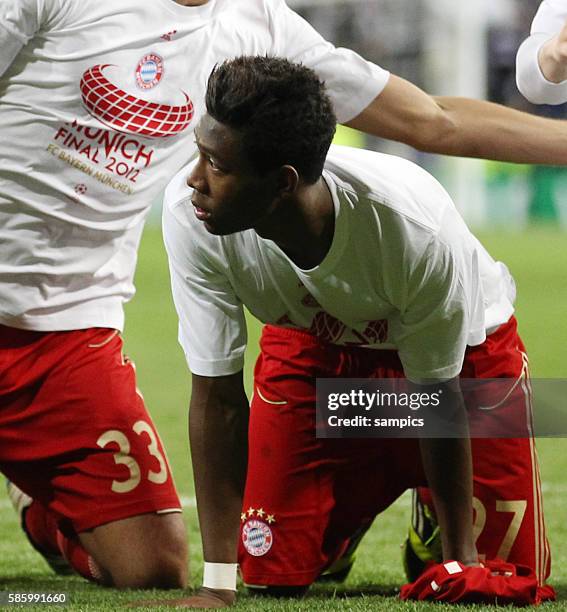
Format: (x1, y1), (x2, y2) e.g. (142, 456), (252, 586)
(187, 163), (207, 194)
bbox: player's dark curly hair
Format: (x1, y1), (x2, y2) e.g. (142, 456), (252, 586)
(205, 56), (336, 184)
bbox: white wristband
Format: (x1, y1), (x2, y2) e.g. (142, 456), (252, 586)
(203, 562), (238, 591)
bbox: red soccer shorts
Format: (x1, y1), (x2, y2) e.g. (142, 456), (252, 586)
(0, 325), (181, 533)
(238, 317), (550, 587)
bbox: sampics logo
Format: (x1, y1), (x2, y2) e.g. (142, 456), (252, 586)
(80, 63), (194, 139)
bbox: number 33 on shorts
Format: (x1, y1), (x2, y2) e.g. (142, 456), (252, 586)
(97, 420), (169, 494)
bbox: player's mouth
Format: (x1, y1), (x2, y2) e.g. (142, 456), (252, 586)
(192, 201), (212, 221)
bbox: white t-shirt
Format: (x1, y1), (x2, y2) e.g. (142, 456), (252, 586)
(164, 145), (516, 382)
(516, 0), (567, 104)
(0, 0), (389, 331)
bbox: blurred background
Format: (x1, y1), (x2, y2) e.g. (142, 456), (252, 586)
(286, 0), (567, 229)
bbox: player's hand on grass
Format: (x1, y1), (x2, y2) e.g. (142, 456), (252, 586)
(130, 587), (236, 609)
(167, 587), (236, 608)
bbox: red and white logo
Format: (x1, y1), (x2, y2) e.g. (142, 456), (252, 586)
(80, 64), (194, 139)
(135, 54), (164, 90)
(242, 519), (273, 557)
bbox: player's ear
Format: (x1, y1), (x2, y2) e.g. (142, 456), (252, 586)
(277, 165), (299, 197)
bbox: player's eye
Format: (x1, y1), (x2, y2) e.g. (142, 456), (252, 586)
(207, 156), (226, 173)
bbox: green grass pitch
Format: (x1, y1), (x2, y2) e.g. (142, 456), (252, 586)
(1, 225), (566, 611)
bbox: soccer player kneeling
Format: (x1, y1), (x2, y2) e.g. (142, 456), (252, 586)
(162, 56), (552, 606)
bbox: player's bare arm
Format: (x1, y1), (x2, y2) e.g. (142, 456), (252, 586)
(150, 371), (248, 607)
(415, 379), (477, 566)
(183, 372), (249, 608)
(347, 74), (567, 164)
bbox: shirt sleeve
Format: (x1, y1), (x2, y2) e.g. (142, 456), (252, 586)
(163, 194), (247, 377)
(0, 0), (44, 76)
(394, 234), (477, 384)
(516, 0), (567, 104)
(268, 0), (390, 123)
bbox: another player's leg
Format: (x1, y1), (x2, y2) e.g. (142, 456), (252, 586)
(6, 483), (73, 575)
(78, 512), (187, 588)
(7, 480), (187, 587)
(0, 326), (188, 588)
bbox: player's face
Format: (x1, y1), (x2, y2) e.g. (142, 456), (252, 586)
(188, 115), (280, 235)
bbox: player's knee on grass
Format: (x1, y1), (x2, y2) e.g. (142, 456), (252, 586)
(112, 513), (188, 589)
(247, 584), (310, 598)
(80, 512), (188, 589)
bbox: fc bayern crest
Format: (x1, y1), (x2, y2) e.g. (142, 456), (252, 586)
(242, 519), (273, 557)
(135, 54), (164, 90)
